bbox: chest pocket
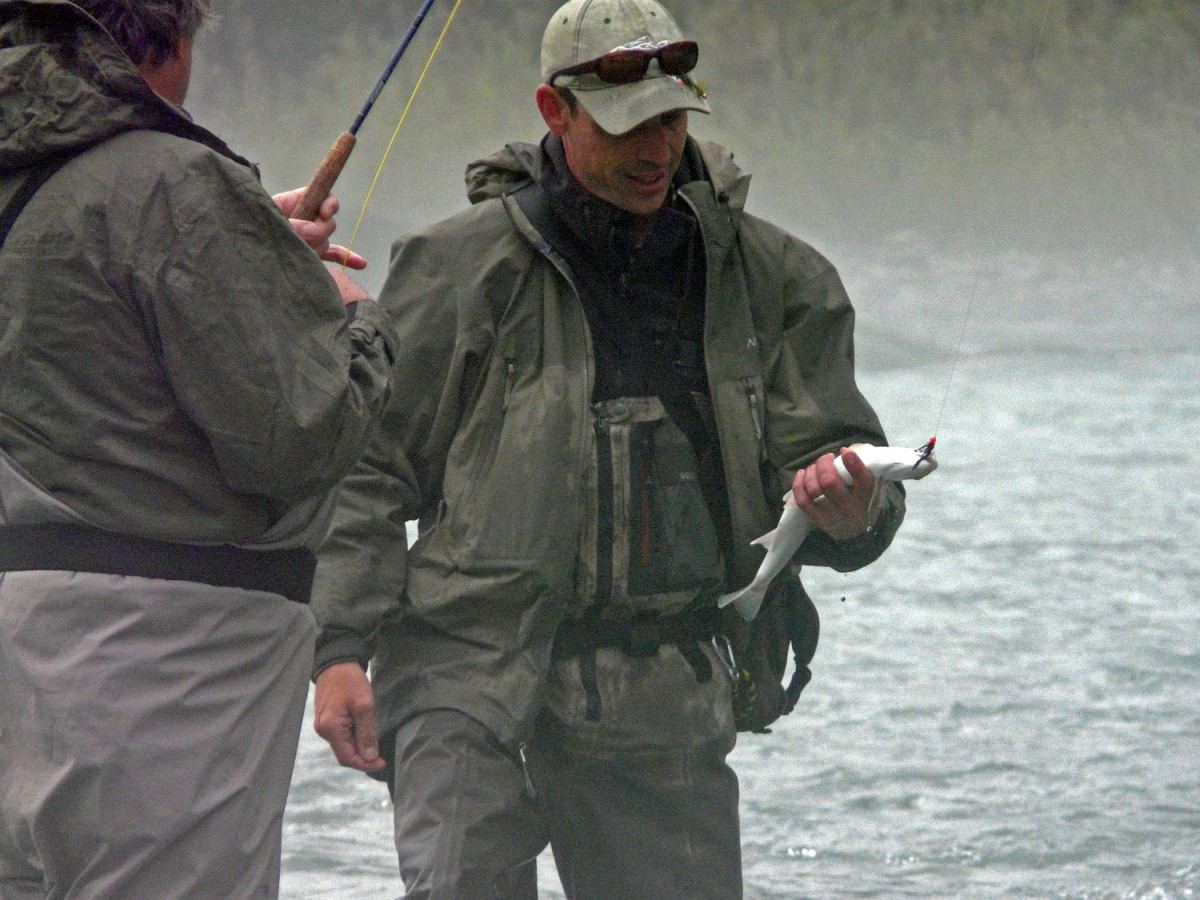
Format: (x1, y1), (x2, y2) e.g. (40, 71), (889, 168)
(575, 395), (724, 617)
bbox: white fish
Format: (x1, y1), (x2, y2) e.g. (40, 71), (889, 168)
(718, 442), (938, 621)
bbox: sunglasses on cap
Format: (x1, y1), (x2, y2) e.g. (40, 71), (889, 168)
(547, 40), (699, 87)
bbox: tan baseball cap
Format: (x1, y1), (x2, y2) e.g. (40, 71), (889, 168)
(541, 0), (710, 136)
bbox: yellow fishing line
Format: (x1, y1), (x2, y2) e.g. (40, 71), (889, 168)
(343, 0), (467, 263)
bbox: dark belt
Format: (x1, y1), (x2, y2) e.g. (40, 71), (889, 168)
(553, 603), (720, 681)
(0, 522), (316, 605)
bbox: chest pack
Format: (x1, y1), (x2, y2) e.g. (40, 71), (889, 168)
(510, 177), (820, 734)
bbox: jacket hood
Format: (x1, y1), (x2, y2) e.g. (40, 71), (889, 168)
(464, 135), (751, 213)
(0, 0), (244, 169)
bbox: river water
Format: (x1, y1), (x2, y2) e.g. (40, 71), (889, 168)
(279, 315), (1199, 897)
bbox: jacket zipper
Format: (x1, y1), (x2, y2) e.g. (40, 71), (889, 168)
(518, 743), (537, 798)
(582, 407), (615, 724)
(502, 358), (517, 411)
(742, 377), (766, 461)
(639, 428), (654, 568)
(520, 198), (613, 724)
(593, 409), (614, 605)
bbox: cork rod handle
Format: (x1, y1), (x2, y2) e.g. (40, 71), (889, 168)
(291, 131), (357, 222)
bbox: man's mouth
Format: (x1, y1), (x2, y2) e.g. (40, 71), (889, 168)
(629, 170), (667, 190)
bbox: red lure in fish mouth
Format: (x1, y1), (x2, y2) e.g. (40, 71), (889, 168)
(913, 436), (937, 469)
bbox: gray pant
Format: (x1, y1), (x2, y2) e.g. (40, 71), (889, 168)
(391, 642), (741, 900)
(391, 710), (546, 900)
(0, 570), (316, 899)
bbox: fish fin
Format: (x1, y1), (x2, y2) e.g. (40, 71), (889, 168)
(751, 528), (778, 551)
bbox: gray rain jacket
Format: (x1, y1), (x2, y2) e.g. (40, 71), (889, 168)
(0, 0), (396, 551)
(313, 137), (904, 749)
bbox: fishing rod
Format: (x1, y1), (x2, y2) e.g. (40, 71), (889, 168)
(291, 0), (439, 222)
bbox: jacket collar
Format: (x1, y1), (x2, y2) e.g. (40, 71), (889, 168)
(466, 134), (750, 216)
(0, 0), (250, 170)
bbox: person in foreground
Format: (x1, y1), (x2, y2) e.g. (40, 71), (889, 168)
(312, 0), (906, 896)
(0, 1), (397, 897)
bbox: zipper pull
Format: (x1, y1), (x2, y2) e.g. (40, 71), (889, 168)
(503, 359), (516, 411)
(743, 378), (765, 459)
(519, 743), (537, 798)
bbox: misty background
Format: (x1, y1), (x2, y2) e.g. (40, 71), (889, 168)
(188, 0), (1199, 366)
(180, 6), (1199, 894)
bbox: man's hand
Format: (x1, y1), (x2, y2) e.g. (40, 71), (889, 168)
(792, 448), (880, 541)
(313, 662), (386, 773)
(326, 267), (371, 306)
(272, 188), (367, 270)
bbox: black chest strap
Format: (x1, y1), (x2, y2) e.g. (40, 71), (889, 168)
(0, 150), (88, 250)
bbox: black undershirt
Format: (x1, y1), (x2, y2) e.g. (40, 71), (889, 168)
(538, 136), (709, 402)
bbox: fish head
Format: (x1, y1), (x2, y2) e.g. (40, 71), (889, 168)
(908, 453), (938, 479)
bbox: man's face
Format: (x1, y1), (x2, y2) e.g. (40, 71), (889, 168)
(558, 103), (689, 216)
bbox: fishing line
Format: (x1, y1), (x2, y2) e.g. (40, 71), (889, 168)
(290, 0), (442, 224)
(928, 273), (979, 442)
(342, 0), (467, 262)
(926, 2), (1053, 448)
(1030, 0), (1059, 67)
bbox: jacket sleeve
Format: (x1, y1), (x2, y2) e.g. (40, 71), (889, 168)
(754, 225), (906, 572)
(138, 145), (397, 506)
(310, 226), (473, 673)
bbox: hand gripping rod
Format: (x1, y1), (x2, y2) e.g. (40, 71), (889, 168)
(291, 0), (439, 222)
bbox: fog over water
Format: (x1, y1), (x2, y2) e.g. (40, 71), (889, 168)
(190, 0), (1199, 364)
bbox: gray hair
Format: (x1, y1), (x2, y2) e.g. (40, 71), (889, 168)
(73, 0), (213, 66)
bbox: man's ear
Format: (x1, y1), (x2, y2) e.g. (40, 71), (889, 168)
(138, 38), (192, 106)
(535, 84), (571, 136)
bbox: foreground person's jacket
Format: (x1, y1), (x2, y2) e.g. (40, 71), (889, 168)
(313, 137), (904, 748)
(0, 0), (396, 551)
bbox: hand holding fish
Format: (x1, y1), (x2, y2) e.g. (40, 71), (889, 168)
(794, 448), (881, 541)
(718, 441), (938, 621)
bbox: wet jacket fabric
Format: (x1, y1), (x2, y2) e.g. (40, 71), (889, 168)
(312, 136), (904, 749)
(0, 0), (397, 550)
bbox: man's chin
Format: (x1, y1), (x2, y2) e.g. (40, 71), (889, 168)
(620, 190), (670, 216)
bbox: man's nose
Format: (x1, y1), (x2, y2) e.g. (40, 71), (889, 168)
(635, 123), (674, 163)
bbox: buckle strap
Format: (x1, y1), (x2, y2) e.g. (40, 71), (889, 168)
(0, 523), (316, 604)
(552, 604), (719, 683)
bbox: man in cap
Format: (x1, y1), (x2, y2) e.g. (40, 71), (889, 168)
(312, 0), (906, 896)
(0, 0), (396, 896)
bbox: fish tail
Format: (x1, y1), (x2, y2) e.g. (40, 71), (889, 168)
(733, 593), (764, 621)
(718, 586), (766, 621)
